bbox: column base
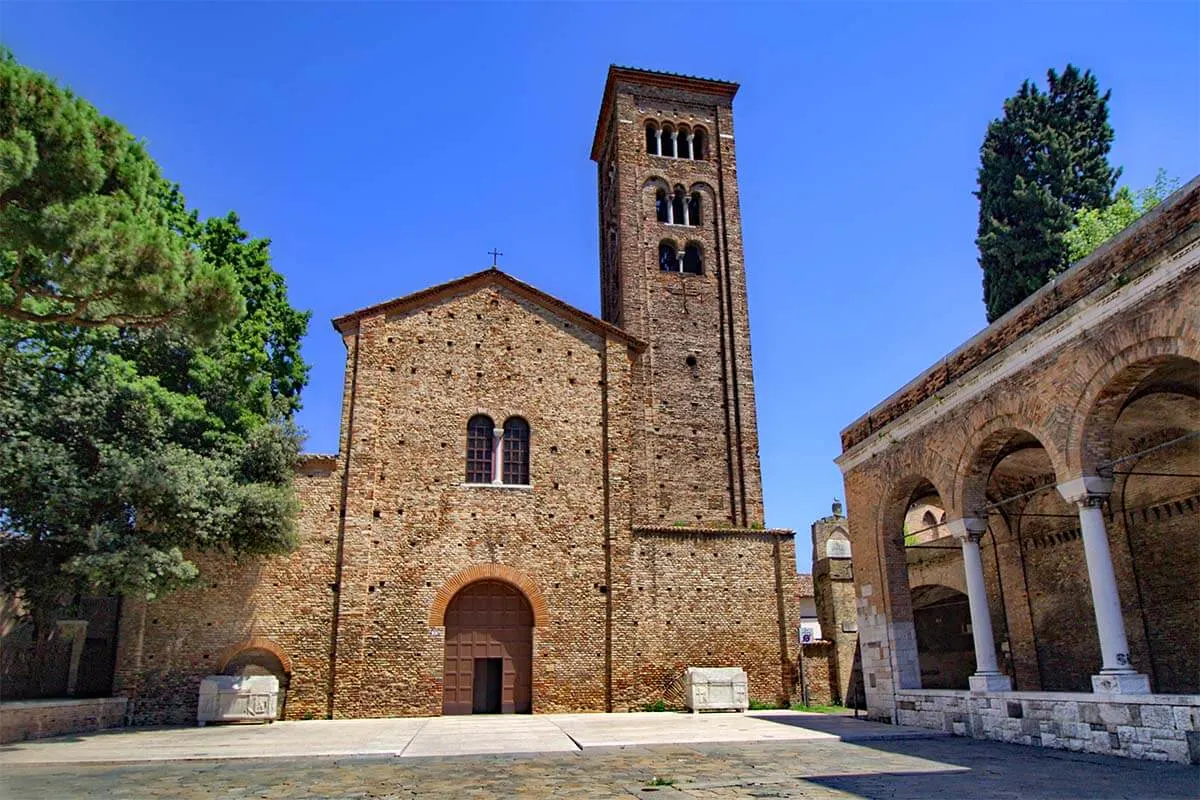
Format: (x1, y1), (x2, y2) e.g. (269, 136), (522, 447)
(968, 673), (1012, 692)
(1091, 672), (1151, 694)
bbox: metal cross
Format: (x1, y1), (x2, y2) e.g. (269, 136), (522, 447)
(488, 248), (503, 267)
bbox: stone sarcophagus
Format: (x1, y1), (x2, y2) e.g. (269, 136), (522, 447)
(683, 667), (749, 712)
(197, 675), (279, 725)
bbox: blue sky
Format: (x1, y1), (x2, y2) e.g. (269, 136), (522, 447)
(4, 2), (1198, 569)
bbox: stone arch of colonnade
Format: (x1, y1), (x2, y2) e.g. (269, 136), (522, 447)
(875, 341), (1199, 695)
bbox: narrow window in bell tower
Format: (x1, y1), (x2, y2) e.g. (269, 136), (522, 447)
(645, 122), (659, 155)
(671, 186), (686, 225)
(683, 243), (703, 275)
(688, 192), (701, 226)
(659, 241), (678, 272)
(655, 189), (669, 223)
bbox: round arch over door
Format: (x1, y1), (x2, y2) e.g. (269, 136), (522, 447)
(442, 580), (533, 715)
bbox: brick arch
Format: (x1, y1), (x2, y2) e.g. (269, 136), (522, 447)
(428, 564), (548, 628)
(214, 637), (293, 674)
(1066, 336), (1200, 477)
(953, 414), (1068, 517)
(876, 471), (953, 552)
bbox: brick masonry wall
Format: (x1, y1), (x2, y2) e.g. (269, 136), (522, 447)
(112, 460), (340, 724)
(0, 697), (128, 744)
(113, 280), (796, 720)
(798, 642), (837, 706)
(611, 528), (798, 710)
(325, 286), (620, 717)
(597, 77), (763, 528)
(812, 513), (860, 706)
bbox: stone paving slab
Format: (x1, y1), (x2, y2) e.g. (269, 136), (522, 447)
(0, 711), (938, 765)
(2, 737), (1196, 799)
(0, 717), (428, 764)
(550, 710), (936, 749)
(401, 715), (579, 757)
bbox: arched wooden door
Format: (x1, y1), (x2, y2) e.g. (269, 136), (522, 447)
(443, 580), (533, 715)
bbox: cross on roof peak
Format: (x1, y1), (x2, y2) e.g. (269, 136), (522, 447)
(488, 248), (503, 267)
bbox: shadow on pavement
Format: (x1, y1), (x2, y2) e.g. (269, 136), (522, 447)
(740, 728), (1200, 800)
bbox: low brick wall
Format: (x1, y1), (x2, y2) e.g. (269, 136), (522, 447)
(0, 697), (128, 744)
(895, 689), (1200, 764)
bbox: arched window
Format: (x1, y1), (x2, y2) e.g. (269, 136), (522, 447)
(502, 417), (530, 485)
(659, 241), (678, 272)
(687, 192), (701, 226)
(678, 125), (691, 159)
(655, 188), (669, 222)
(682, 243), (703, 275)
(671, 186), (686, 225)
(645, 122), (659, 156)
(661, 124), (676, 158)
(466, 415), (494, 484)
(692, 128), (707, 160)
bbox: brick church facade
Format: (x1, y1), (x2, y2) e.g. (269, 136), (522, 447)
(111, 66), (802, 723)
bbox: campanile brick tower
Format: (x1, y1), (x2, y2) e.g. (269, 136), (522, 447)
(591, 66), (763, 527)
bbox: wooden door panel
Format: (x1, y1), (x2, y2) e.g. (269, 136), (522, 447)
(443, 580), (534, 715)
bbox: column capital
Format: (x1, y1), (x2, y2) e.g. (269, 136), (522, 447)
(946, 517), (987, 542)
(1057, 475), (1113, 506)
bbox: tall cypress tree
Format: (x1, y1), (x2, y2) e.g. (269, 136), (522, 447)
(975, 65), (1119, 322)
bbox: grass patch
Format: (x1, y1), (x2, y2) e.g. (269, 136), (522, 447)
(639, 699), (668, 712)
(747, 699), (785, 710)
(647, 776), (676, 786)
(790, 702), (849, 714)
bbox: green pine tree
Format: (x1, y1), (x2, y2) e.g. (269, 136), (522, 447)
(975, 65), (1120, 322)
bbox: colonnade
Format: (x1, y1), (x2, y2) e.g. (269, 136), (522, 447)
(949, 475), (1150, 694)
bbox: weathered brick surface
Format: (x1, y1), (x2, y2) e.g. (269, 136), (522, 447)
(595, 68), (763, 528)
(111, 67), (798, 722)
(838, 179), (1200, 724)
(811, 511), (860, 705)
(0, 697), (127, 744)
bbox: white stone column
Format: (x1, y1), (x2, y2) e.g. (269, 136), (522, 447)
(670, 130), (678, 158)
(686, 132), (695, 159)
(681, 196), (690, 226)
(654, 129), (662, 156)
(492, 430), (504, 484)
(666, 197), (674, 224)
(948, 518), (1011, 691)
(1058, 476), (1151, 693)
(676, 253), (685, 273)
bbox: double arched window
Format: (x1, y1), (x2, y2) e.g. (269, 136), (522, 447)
(654, 185), (702, 227)
(465, 415), (531, 485)
(658, 240), (704, 275)
(645, 121), (708, 160)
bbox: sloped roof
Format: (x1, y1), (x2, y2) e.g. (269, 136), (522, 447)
(591, 64), (739, 162)
(330, 267), (645, 351)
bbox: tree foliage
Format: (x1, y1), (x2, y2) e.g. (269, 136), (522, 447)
(976, 64), (1120, 322)
(1064, 170), (1181, 263)
(0, 211), (309, 625)
(0, 48), (242, 334)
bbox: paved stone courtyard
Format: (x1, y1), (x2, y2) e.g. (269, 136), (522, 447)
(4, 737), (1197, 799)
(2, 712), (1197, 798)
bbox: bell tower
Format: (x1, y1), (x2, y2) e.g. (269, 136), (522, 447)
(592, 66), (763, 526)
